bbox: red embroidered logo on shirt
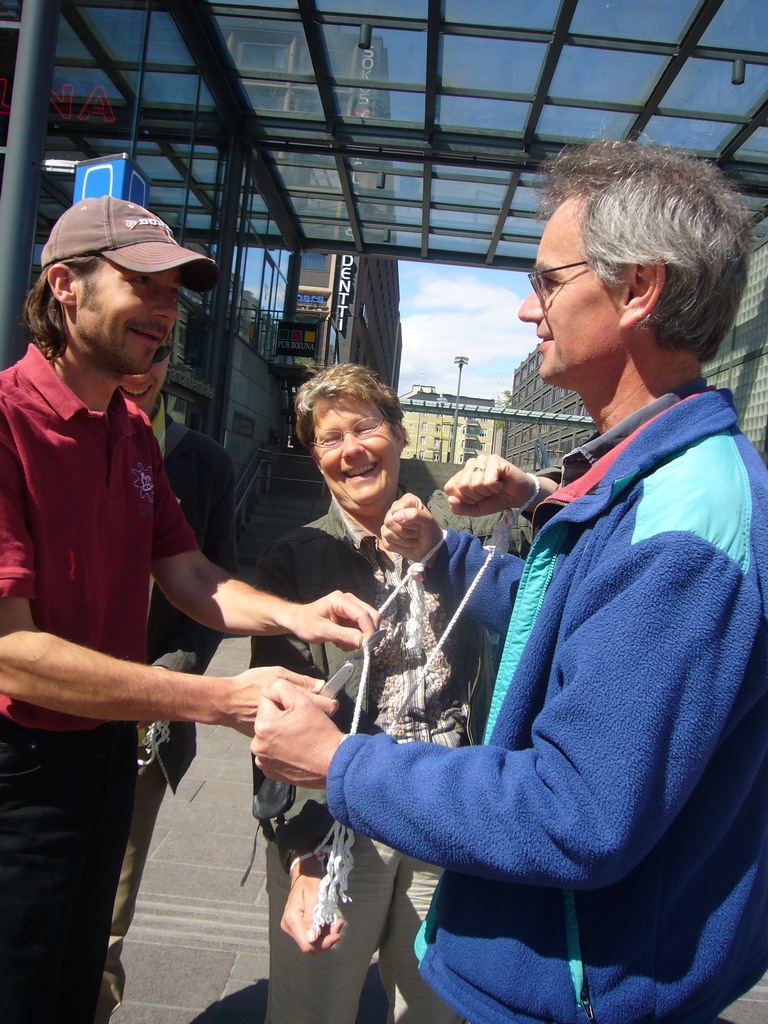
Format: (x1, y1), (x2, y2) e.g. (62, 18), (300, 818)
(131, 463), (154, 503)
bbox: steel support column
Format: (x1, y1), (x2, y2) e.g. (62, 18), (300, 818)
(0, 0), (61, 369)
(209, 141), (246, 444)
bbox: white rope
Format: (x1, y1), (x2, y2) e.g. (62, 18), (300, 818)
(307, 517), (514, 940)
(484, 507), (516, 556)
(349, 635), (371, 736)
(391, 509), (516, 727)
(307, 530), (448, 940)
(518, 473), (542, 514)
(137, 720), (171, 766)
(308, 821), (356, 940)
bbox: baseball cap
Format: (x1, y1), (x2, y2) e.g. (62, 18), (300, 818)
(41, 196), (220, 292)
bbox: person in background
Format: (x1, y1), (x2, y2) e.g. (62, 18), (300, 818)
(95, 346), (238, 1021)
(250, 363), (500, 1024)
(0, 195), (377, 1024)
(253, 141), (768, 1024)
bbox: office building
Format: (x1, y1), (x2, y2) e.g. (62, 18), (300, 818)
(503, 353), (593, 471)
(400, 385), (499, 463)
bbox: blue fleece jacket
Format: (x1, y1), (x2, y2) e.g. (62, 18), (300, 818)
(327, 389), (768, 1024)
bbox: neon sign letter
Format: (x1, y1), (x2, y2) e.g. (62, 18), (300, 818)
(78, 86), (115, 123)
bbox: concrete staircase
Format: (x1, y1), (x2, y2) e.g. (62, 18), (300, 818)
(237, 492), (331, 576)
(236, 451), (329, 575)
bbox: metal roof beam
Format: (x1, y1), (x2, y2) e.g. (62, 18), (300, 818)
(522, 0), (578, 149)
(168, 0), (302, 251)
(400, 396), (592, 427)
(486, 170), (522, 264)
(628, 0), (725, 139)
(423, 0), (441, 138)
(420, 160), (433, 259)
(334, 154), (364, 251)
(298, 0), (372, 251)
(720, 96), (768, 164)
(297, 0), (339, 134)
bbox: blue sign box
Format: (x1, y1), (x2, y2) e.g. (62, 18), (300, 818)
(74, 153), (150, 207)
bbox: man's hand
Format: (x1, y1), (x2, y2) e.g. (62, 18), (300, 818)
(282, 860), (344, 953)
(382, 494), (444, 563)
(288, 591), (381, 652)
(153, 552), (379, 651)
(252, 680), (344, 786)
(223, 667), (331, 736)
(444, 455), (552, 516)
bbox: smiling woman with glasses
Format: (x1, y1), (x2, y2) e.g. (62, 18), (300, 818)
(249, 362), (499, 1024)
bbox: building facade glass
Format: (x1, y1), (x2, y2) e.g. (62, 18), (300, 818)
(0, 1), (403, 475)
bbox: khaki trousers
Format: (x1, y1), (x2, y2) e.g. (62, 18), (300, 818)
(265, 833), (461, 1024)
(95, 758), (167, 1024)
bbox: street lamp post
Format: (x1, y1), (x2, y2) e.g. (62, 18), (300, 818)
(448, 355), (469, 463)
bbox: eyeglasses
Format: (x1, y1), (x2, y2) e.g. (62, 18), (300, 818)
(151, 344), (173, 364)
(311, 416), (386, 451)
(527, 261), (589, 303)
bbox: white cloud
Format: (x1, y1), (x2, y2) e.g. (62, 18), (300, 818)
(397, 264), (538, 401)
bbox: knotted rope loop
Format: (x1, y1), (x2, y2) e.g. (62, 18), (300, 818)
(310, 522), (500, 939)
(137, 720), (171, 767)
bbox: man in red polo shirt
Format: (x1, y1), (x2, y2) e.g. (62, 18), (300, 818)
(0, 196), (377, 1024)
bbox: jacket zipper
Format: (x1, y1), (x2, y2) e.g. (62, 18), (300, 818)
(564, 888), (597, 1021)
(579, 976), (596, 1021)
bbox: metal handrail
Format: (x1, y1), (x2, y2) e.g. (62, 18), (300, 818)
(234, 449), (326, 524)
(234, 448), (274, 519)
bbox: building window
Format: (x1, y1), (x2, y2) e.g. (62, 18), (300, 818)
(302, 252), (328, 271)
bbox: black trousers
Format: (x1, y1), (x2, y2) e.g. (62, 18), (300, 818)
(0, 716), (136, 1024)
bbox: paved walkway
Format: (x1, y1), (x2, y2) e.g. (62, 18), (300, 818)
(112, 636), (768, 1023)
(111, 636), (386, 1024)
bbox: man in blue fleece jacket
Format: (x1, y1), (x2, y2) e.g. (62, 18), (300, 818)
(253, 140), (768, 1024)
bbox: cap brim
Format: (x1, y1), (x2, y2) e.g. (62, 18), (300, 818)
(105, 242), (220, 292)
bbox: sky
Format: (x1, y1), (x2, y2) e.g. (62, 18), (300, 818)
(396, 262), (539, 402)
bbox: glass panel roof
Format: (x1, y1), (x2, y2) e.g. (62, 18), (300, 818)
(323, 26), (427, 87)
(430, 177), (507, 208)
(660, 57), (768, 118)
(440, 36), (546, 95)
(78, 6), (148, 64)
(437, 95), (529, 133)
(549, 47), (667, 105)
(357, 202), (422, 225)
(642, 115), (735, 154)
(444, 0), (561, 32)
(244, 80), (324, 116)
(316, 0), (428, 16)
(536, 106), (636, 143)
(698, 0), (768, 49)
(336, 88), (425, 125)
(55, 19), (93, 61)
(142, 72), (201, 107)
(145, 12), (192, 67)
(736, 128), (768, 160)
(49, 0), (768, 271)
(429, 209), (498, 232)
(205, 0), (768, 267)
(570, 0), (697, 42)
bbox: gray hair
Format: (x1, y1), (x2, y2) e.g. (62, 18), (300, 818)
(538, 141), (752, 362)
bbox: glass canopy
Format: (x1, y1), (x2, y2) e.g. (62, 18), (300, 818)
(51, 0), (768, 270)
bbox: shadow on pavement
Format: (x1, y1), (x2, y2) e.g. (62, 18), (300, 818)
(189, 963), (388, 1023)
